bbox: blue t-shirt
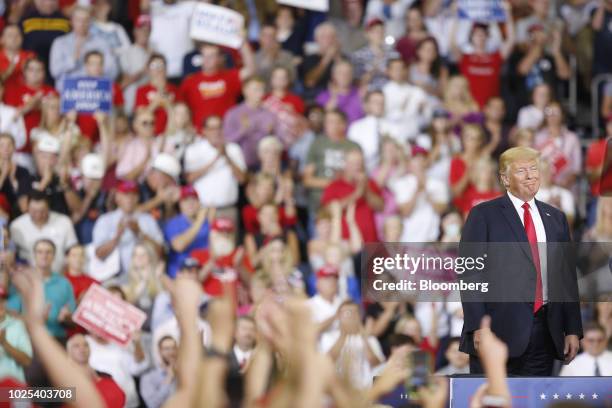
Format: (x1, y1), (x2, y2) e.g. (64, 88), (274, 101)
(7, 273), (76, 339)
(164, 214), (209, 277)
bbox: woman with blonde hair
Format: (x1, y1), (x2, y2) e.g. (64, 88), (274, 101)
(152, 102), (195, 162)
(449, 124), (487, 214)
(371, 136), (408, 236)
(258, 237), (304, 296)
(443, 75), (480, 126)
(123, 242), (164, 331)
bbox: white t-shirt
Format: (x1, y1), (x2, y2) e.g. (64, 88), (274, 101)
(517, 105), (545, 130)
(183, 138), (246, 207)
(86, 336), (151, 408)
(536, 186), (575, 219)
(382, 81), (430, 141)
(389, 174), (449, 242)
(320, 331), (385, 389)
(150, 1), (196, 77)
(347, 115), (402, 173)
(10, 212), (78, 273)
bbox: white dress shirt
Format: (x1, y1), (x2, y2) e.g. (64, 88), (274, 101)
(559, 350), (612, 376)
(507, 192), (548, 302)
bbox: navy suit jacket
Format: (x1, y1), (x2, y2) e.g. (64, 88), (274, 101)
(459, 194), (583, 359)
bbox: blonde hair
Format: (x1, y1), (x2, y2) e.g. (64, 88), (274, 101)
(257, 135), (283, 156)
(123, 242), (162, 303)
(443, 75), (478, 115)
(514, 128), (535, 147)
(498, 146), (540, 175)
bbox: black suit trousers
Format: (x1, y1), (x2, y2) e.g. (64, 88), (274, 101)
(469, 306), (556, 376)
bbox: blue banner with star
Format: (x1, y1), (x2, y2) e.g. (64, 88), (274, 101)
(450, 377), (612, 407)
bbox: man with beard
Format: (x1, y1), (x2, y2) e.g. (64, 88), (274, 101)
(190, 218), (253, 297)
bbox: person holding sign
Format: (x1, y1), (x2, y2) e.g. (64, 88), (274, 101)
(49, 6), (118, 87)
(180, 39), (255, 131)
(449, 0), (515, 109)
(75, 50), (124, 143)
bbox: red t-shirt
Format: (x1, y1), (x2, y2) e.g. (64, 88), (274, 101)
(0, 49), (36, 88)
(95, 374), (126, 408)
(462, 189), (501, 216)
(77, 82), (124, 143)
(3, 82), (56, 152)
(190, 248), (254, 297)
(65, 273), (99, 302)
(320, 178), (382, 243)
(459, 51), (503, 108)
(241, 204), (297, 234)
(263, 93), (305, 115)
(134, 83), (182, 135)
(180, 69), (241, 129)
(449, 156), (475, 214)
(586, 138), (608, 196)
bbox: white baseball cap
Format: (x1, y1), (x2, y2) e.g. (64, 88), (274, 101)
(151, 153), (181, 180)
(81, 153), (105, 179)
(36, 135), (60, 154)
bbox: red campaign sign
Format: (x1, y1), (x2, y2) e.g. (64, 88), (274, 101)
(73, 284), (146, 346)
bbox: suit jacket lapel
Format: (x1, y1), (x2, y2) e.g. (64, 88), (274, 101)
(499, 194), (534, 262)
(535, 199), (555, 275)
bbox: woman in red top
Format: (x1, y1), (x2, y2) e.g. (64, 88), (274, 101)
(134, 54), (181, 136)
(449, 124), (487, 214)
(3, 57), (56, 152)
(462, 157), (501, 216)
(449, 1), (515, 108)
(0, 25), (35, 87)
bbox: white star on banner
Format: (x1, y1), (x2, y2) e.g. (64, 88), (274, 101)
(553, 394), (559, 400)
(566, 393), (572, 400)
(579, 393), (585, 400)
(592, 393), (598, 400)
(540, 393), (546, 400)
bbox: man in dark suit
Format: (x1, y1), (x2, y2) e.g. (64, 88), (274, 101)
(459, 146), (582, 376)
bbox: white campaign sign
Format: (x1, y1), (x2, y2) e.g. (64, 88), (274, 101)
(277, 0), (329, 12)
(190, 3), (245, 49)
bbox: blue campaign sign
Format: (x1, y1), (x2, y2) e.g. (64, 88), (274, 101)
(451, 377), (612, 407)
(458, 0), (506, 22)
(60, 77), (112, 114)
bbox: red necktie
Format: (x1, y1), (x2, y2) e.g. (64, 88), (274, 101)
(522, 202), (543, 313)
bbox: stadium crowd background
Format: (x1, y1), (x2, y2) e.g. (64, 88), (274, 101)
(0, 0), (609, 407)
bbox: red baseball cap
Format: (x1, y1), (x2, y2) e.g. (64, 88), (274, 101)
(180, 185), (199, 200)
(135, 14), (151, 28)
(116, 180), (139, 194)
(211, 218), (235, 233)
(411, 145), (429, 157)
(528, 23), (545, 34)
(366, 18), (384, 30)
(316, 265), (339, 279)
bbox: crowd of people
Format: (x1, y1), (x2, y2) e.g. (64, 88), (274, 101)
(0, 0), (609, 407)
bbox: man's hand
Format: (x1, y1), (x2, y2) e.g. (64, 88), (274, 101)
(473, 328), (482, 351)
(127, 219), (140, 236)
(0, 329), (7, 348)
(564, 334), (580, 364)
(10, 266), (47, 327)
(57, 304), (71, 323)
